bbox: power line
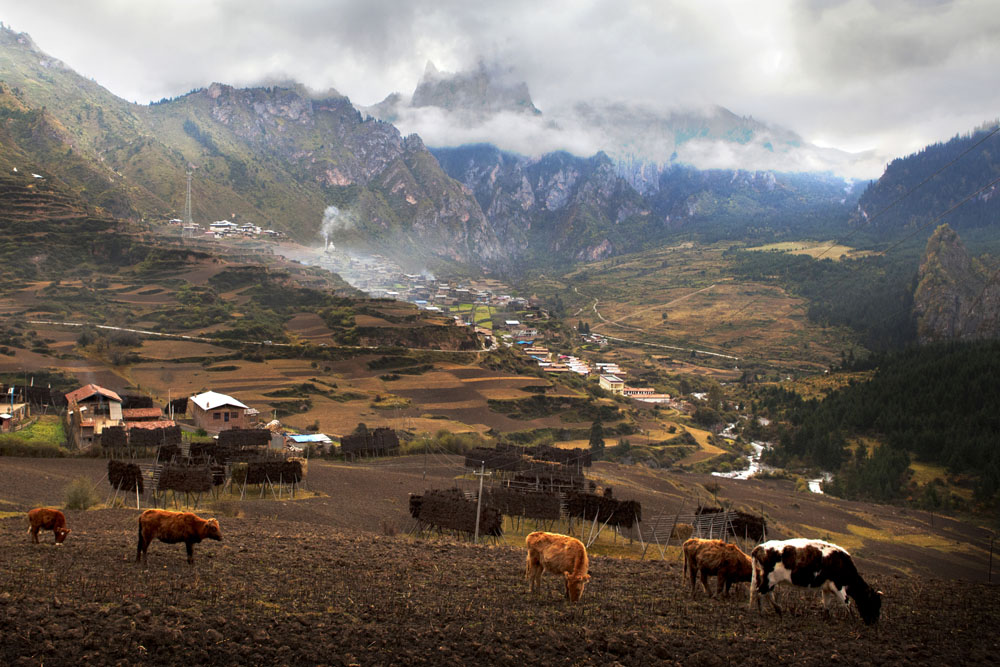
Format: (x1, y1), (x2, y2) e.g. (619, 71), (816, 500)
(813, 123), (1000, 262)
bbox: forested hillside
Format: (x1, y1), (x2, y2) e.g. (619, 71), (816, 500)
(726, 247), (919, 352)
(852, 123), (1000, 234)
(755, 341), (1000, 507)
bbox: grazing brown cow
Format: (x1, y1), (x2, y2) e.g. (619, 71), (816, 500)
(136, 509), (222, 565)
(525, 531), (591, 602)
(28, 508), (71, 545)
(682, 538), (753, 598)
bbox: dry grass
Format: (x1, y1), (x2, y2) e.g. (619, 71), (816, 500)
(746, 240), (876, 261)
(566, 243), (852, 370)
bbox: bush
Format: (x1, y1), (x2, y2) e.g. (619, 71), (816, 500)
(0, 434), (68, 457)
(401, 430), (486, 456)
(64, 477), (100, 510)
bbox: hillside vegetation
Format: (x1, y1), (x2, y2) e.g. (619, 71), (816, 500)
(754, 341), (1000, 510)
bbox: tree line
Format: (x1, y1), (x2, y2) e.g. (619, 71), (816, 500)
(753, 340), (1000, 506)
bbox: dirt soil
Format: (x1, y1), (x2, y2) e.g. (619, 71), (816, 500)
(2, 456), (999, 665)
(1, 506), (997, 666)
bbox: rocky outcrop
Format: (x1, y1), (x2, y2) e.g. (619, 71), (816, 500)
(914, 224), (1000, 342)
(432, 145), (649, 263)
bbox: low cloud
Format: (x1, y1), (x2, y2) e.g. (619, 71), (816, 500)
(2, 0), (997, 164)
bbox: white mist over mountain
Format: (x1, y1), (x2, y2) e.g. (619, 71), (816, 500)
(360, 62), (885, 180)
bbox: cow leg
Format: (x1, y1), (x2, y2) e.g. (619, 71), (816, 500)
(700, 571), (713, 598)
(30, 527), (39, 544)
(136, 526), (146, 563)
(765, 590), (782, 615)
(526, 555), (541, 594)
(822, 588), (835, 618)
(526, 555), (536, 593)
(822, 583), (849, 619)
(186, 541), (195, 565)
(719, 574), (730, 598)
(752, 579), (781, 615)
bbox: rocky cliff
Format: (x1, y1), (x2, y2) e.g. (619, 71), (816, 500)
(432, 145), (649, 263)
(914, 224), (1000, 342)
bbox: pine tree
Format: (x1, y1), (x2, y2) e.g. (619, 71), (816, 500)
(589, 420), (605, 460)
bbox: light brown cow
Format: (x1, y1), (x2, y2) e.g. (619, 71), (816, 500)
(525, 531), (591, 602)
(682, 538), (753, 598)
(28, 508), (71, 544)
(136, 509), (222, 565)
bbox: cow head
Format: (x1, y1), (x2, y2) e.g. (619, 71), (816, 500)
(564, 572), (591, 602)
(857, 588), (883, 625)
(54, 528), (71, 544)
(203, 518), (223, 541)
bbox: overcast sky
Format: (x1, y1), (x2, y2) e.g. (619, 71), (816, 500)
(1, 0), (997, 164)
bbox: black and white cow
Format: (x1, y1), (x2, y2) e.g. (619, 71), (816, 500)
(750, 538), (882, 624)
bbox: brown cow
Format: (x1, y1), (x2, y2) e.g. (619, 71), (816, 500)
(28, 508), (71, 545)
(525, 531), (591, 602)
(682, 538), (753, 598)
(136, 509), (222, 565)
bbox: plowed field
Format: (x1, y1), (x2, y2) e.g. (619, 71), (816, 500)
(2, 456), (998, 665)
(2, 509), (998, 666)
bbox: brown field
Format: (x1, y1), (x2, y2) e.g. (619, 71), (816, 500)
(284, 312), (335, 341)
(561, 242), (856, 374)
(0, 456), (996, 665)
(138, 340), (233, 360)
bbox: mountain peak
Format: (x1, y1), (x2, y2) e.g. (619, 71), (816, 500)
(411, 61), (541, 116)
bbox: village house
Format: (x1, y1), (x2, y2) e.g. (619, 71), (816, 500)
(595, 362), (626, 376)
(188, 390), (257, 433)
(599, 374), (625, 395)
(65, 384), (124, 448)
(0, 400), (28, 433)
(209, 220), (238, 234)
(283, 432), (335, 454)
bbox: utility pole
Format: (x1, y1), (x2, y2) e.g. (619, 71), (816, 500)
(184, 169), (193, 224)
(990, 534), (994, 585)
(473, 461), (492, 543)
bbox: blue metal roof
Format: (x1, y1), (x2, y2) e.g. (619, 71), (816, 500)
(287, 434), (333, 443)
